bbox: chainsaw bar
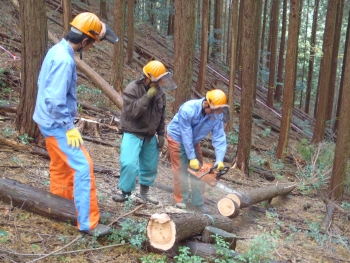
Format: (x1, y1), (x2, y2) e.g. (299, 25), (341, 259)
(215, 182), (251, 205)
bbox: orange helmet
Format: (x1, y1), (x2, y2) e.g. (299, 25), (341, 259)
(143, 61), (167, 80)
(70, 12), (102, 41)
(206, 89), (229, 109)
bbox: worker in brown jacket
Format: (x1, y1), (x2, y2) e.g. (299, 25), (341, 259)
(112, 60), (177, 204)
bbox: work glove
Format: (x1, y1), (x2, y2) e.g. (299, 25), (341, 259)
(66, 128), (83, 149)
(216, 161), (224, 171)
(147, 86), (158, 99)
(158, 135), (165, 149)
(189, 158), (200, 171)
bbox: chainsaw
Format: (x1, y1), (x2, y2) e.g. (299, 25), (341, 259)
(187, 163), (251, 204)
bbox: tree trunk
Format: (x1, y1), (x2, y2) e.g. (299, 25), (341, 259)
(259, 0), (268, 74)
(99, 0), (108, 20)
(236, 0), (244, 87)
(228, 0), (239, 132)
(275, 0), (287, 102)
(305, 0), (320, 114)
(211, 0), (223, 60)
(334, 9), (350, 132)
(173, 0), (196, 112)
(311, 0), (338, 144)
(167, 0), (174, 35)
(266, 0), (280, 107)
(16, 0), (47, 143)
(328, 10), (350, 200)
(252, 1), (263, 102)
(62, 0), (72, 36)
(0, 177), (77, 225)
(147, 212), (234, 251)
(111, 0), (126, 94)
(195, 0), (209, 94)
(275, 0), (301, 161)
(126, 0), (135, 64)
(326, 0), (344, 121)
(235, 0), (258, 174)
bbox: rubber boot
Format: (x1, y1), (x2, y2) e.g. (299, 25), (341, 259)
(80, 223), (111, 237)
(139, 184), (159, 205)
(112, 190), (131, 202)
(196, 205), (209, 214)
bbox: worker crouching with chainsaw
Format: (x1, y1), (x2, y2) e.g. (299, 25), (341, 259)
(33, 13), (118, 237)
(167, 89), (228, 214)
(112, 61), (177, 205)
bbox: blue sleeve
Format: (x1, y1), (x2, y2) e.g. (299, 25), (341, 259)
(44, 61), (75, 131)
(179, 109), (196, 160)
(212, 120), (227, 162)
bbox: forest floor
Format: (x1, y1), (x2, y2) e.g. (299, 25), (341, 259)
(0, 1), (350, 263)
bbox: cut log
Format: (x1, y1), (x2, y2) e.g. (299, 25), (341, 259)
(217, 184), (296, 217)
(218, 197), (240, 218)
(201, 226), (237, 250)
(0, 177), (77, 224)
(147, 212), (234, 251)
(186, 240), (238, 260)
(226, 194), (241, 208)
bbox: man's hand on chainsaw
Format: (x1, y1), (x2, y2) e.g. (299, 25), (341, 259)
(189, 158), (200, 170)
(216, 161), (224, 171)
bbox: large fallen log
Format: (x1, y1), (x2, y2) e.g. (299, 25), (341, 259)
(146, 212), (234, 251)
(0, 177), (77, 224)
(217, 184), (296, 218)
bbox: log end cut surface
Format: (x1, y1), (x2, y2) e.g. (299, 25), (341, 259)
(147, 213), (176, 251)
(218, 197), (239, 218)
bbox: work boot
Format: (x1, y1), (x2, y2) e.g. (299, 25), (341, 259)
(139, 184), (159, 205)
(196, 205), (209, 214)
(175, 202), (187, 209)
(112, 190), (131, 202)
(81, 223), (111, 237)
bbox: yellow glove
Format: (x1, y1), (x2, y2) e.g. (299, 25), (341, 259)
(147, 86), (158, 99)
(189, 158), (200, 170)
(216, 161), (224, 171)
(66, 128), (83, 149)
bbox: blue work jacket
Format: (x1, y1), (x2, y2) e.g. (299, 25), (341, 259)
(33, 39), (77, 131)
(167, 98), (227, 162)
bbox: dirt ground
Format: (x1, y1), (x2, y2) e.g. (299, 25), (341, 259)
(0, 1), (350, 263)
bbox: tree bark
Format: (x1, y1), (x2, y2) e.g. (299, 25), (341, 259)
(328, 10), (350, 200)
(305, 0), (320, 114)
(0, 177), (77, 225)
(99, 0), (108, 20)
(111, 0), (126, 94)
(62, 0), (72, 36)
(126, 0), (134, 64)
(227, 0), (239, 132)
(195, 0), (209, 94)
(147, 212), (234, 251)
(16, 0), (47, 143)
(266, 0), (280, 107)
(275, 0), (301, 161)
(311, 0), (338, 143)
(275, 0), (287, 102)
(173, 0), (196, 112)
(235, 0), (258, 174)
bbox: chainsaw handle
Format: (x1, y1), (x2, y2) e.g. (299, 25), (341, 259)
(216, 166), (229, 180)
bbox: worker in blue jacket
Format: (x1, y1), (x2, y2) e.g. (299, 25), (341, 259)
(167, 89), (228, 213)
(33, 12), (118, 237)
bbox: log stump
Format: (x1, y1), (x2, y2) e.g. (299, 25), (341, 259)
(147, 212), (234, 251)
